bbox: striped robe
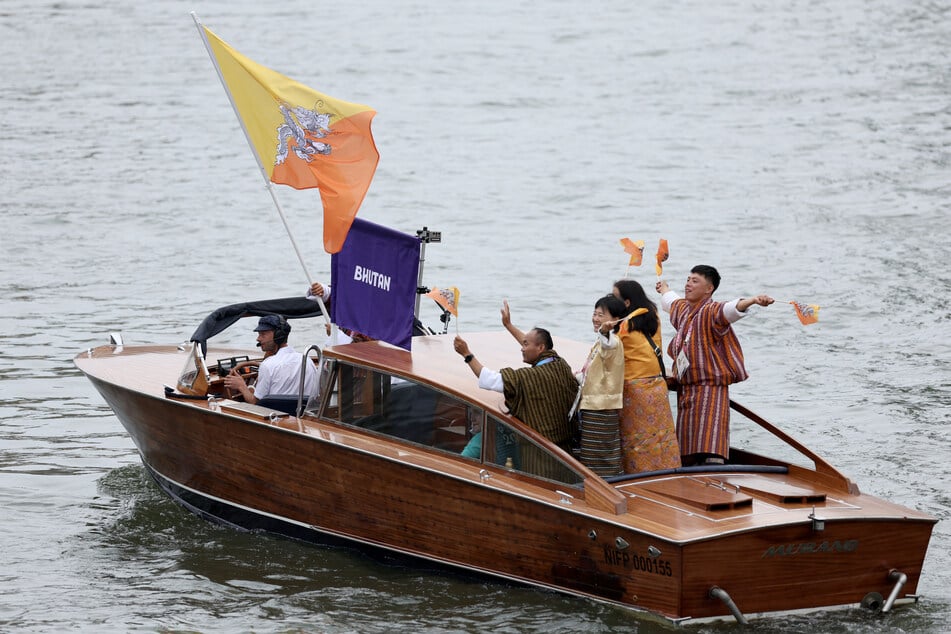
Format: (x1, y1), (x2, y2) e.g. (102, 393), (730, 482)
(667, 298), (748, 458)
(500, 351), (578, 448)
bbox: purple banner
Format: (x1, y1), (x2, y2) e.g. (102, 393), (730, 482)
(330, 218), (421, 350)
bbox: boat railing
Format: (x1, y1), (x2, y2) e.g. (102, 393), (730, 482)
(606, 399), (856, 494)
(296, 344), (322, 418)
(604, 464), (789, 484)
(727, 399), (857, 494)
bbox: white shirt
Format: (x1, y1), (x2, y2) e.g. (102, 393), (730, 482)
(253, 345), (318, 399)
(478, 367), (505, 392)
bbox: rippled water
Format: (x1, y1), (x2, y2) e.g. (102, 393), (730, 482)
(2, 0), (949, 631)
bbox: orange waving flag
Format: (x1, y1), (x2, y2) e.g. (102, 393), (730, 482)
(426, 287), (460, 316)
(200, 25), (379, 254)
(655, 239), (669, 276)
(790, 301), (820, 325)
(620, 238), (645, 266)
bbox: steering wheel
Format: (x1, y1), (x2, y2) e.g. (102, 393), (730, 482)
(224, 361), (260, 400)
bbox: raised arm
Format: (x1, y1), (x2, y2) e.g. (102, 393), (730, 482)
(453, 335), (504, 392)
(500, 300), (525, 343)
(453, 335), (484, 378)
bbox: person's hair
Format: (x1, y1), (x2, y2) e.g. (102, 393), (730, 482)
(691, 265), (721, 291)
(530, 327), (554, 350)
(613, 279), (659, 337)
(595, 294), (628, 334)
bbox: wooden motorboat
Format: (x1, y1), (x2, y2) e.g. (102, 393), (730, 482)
(74, 325), (936, 624)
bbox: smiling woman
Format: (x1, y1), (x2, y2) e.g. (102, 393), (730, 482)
(573, 294), (627, 477)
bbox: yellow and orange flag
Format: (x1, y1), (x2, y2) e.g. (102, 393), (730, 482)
(655, 239), (669, 276)
(619, 238), (645, 266)
(426, 286), (460, 316)
(201, 26), (379, 254)
(790, 301), (820, 325)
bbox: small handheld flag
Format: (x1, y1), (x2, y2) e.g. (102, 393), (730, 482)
(790, 301), (820, 325)
(427, 286), (460, 333)
(620, 238), (645, 266)
(655, 239), (669, 277)
(622, 307), (649, 321)
(427, 287), (460, 317)
(610, 307), (649, 332)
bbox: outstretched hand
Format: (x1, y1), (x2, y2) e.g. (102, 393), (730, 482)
(737, 294), (775, 312)
(655, 280), (669, 294)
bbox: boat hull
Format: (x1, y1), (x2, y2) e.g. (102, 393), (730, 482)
(84, 369), (934, 622)
(75, 339), (936, 624)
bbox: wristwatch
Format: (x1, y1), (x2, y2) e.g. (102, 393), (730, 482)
(463, 354), (474, 364)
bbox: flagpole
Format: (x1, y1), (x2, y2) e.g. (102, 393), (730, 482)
(192, 13), (330, 325)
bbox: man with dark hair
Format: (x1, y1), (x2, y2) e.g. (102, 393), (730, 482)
(656, 266), (774, 465)
(224, 314), (317, 404)
(453, 307), (577, 451)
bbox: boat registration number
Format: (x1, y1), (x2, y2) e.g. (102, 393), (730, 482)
(603, 547), (673, 577)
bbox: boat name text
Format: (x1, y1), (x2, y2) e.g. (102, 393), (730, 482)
(353, 265), (392, 292)
(762, 539), (859, 558)
(603, 547), (673, 577)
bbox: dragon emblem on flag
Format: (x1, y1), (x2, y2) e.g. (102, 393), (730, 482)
(275, 102), (334, 164)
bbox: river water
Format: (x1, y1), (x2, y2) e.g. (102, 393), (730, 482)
(2, 0), (949, 632)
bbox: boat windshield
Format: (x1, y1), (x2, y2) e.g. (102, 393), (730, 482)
(320, 360), (584, 489)
(177, 342), (211, 396)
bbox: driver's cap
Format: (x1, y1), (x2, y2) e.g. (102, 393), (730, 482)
(253, 315), (284, 332)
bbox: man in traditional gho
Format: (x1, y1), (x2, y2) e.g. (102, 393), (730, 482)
(453, 324), (578, 453)
(656, 266), (774, 466)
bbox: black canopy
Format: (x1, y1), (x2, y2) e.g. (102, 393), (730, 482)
(190, 296), (325, 355)
(189, 295), (434, 355)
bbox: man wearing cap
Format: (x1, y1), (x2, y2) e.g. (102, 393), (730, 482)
(223, 315), (318, 404)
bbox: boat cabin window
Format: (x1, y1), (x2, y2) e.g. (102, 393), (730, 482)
(319, 360), (584, 488)
(321, 360), (479, 454)
(482, 415), (583, 487)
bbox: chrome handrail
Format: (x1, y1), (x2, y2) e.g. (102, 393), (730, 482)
(297, 344), (322, 418)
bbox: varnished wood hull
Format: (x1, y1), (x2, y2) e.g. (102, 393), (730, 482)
(76, 343), (936, 623)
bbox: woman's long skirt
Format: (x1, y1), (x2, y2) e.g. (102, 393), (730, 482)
(620, 376), (681, 473)
(578, 409), (623, 477)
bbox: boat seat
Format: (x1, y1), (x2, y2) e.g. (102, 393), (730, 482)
(256, 395), (310, 416)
